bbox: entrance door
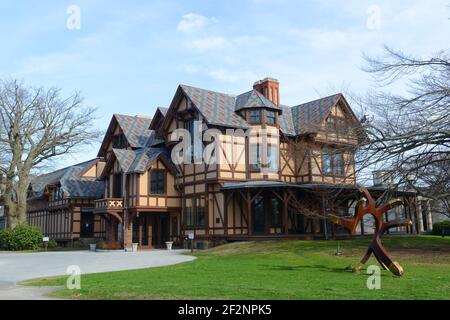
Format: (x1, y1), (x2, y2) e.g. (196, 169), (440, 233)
(80, 209), (94, 238)
(132, 216), (151, 248)
(151, 215), (169, 247)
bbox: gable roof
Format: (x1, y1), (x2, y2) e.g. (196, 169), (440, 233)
(180, 85), (249, 129)
(149, 107), (169, 131)
(114, 114), (155, 148)
(290, 93), (342, 135)
(157, 107), (168, 116)
(98, 114), (163, 157)
(29, 159), (104, 199)
(235, 90), (280, 111)
(110, 147), (176, 175)
(161, 84), (360, 138)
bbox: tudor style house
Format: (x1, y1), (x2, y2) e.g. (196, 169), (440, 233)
(27, 159), (106, 243)
(27, 78), (422, 249)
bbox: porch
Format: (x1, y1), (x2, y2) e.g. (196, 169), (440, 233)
(93, 198), (124, 245)
(221, 181), (420, 240)
(129, 212), (180, 249)
(94, 197), (181, 250)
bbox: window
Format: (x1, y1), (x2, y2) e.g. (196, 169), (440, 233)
(326, 116), (336, 128)
(150, 170), (165, 195)
(326, 116), (349, 135)
(322, 151), (345, 176)
(249, 110), (261, 124)
(184, 197), (206, 228)
(195, 197), (206, 227)
(333, 153), (344, 176)
(171, 217), (178, 239)
(113, 173), (122, 198)
(112, 133), (127, 149)
(185, 198), (194, 227)
(322, 152), (333, 175)
(52, 187), (64, 201)
(267, 145), (279, 171)
(269, 198), (282, 226)
(185, 118), (203, 160)
(266, 111), (276, 125)
(250, 143), (262, 172)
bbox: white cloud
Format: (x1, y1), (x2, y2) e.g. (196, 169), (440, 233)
(176, 13), (216, 33)
(188, 36), (230, 50)
(288, 28), (356, 50)
(209, 69), (258, 83)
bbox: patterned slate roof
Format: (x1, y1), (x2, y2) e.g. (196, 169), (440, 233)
(180, 84), (249, 129)
(114, 114), (153, 148)
(177, 84), (344, 136)
(235, 90), (280, 111)
(279, 105), (296, 136)
(112, 147), (173, 174)
(29, 159), (104, 199)
(112, 149), (136, 173)
(290, 94), (342, 135)
(113, 114), (163, 148)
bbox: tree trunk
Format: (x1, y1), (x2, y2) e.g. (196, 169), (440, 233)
(3, 180), (18, 229)
(6, 212), (18, 229)
(15, 174), (30, 225)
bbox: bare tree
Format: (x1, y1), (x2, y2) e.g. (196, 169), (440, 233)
(358, 46), (450, 217)
(0, 79), (101, 228)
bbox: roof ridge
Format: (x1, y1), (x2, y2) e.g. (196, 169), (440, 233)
(33, 158), (98, 179)
(236, 89), (254, 97)
(292, 93), (342, 109)
(180, 84), (236, 97)
(114, 113), (153, 119)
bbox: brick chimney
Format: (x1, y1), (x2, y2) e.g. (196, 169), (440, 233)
(253, 77), (280, 106)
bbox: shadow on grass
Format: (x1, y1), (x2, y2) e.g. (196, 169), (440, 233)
(260, 264), (350, 273)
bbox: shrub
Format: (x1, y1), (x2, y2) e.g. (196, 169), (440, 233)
(0, 228), (13, 250)
(47, 239), (58, 249)
(432, 220), (450, 235)
(0, 224), (44, 251)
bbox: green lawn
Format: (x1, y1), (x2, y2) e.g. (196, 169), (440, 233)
(24, 236), (450, 300)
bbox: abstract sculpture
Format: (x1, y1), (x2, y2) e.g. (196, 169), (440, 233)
(327, 187), (412, 276)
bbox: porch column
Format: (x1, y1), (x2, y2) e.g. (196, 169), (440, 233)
(321, 196), (328, 240)
(427, 200), (433, 232)
(224, 192), (228, 236)
(247, 190), (252, 236)
(107, 219), (114, 241)
(123, 210), (133, 251)
(417, 200), (424, 233)
(283, 190), (289, 235)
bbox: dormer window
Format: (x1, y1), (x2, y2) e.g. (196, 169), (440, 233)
(266, 110), (276, 125)
(249, 110), (261, 124)
(112, 133), (127, 149)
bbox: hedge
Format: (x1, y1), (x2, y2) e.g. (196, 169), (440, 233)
(0, 224), (44, 251)
(432, 220), (450, 235)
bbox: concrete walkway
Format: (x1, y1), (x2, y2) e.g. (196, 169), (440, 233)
(0, 250), (195, 300)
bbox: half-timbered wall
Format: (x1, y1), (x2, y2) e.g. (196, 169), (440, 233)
(131, 160), (181, 209)
(27, 198), (106, 241)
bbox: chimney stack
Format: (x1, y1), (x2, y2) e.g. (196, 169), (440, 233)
(253, 77), (280, 106)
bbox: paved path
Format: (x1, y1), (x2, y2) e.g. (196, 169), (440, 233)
(0, 250), (195, 300)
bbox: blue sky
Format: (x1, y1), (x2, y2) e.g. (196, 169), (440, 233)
(0, 0), (449, 168)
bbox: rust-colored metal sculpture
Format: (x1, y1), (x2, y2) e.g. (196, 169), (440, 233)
(327, 187), (412, 277)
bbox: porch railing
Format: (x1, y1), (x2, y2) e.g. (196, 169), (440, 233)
(94, 198), (124, 211)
